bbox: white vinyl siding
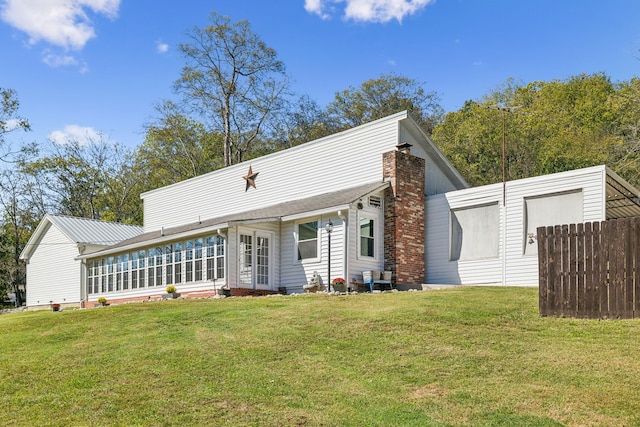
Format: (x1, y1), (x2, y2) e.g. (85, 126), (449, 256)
(523, 190), (583, 255)
(141, 112), (465, 232)
(142, 115), (401, 231)
(26, 223), (82, 306)
(426, 165), (608, 287)
(280, 216), (344, 292)
(399, 122), (467, 195)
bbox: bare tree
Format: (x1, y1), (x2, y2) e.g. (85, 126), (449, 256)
(175, 12), (290, 166)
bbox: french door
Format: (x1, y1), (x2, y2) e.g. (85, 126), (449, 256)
(239, 231), (271, 289)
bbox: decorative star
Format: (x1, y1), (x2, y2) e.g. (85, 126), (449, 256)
(243, 165), (259, 192)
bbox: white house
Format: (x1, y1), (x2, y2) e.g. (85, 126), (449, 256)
(20, 111), (640, 309)
(21, 112), (467, 308)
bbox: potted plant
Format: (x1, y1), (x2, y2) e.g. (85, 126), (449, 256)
(165, 285), (179, 299)
(218, 285), (231, 297)
(51, 303), (60, 312)
(332, 277), (347, 293)
(97, 297), (108, 307)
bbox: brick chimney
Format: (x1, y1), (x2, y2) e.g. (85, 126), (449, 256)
(382, 143), (425, 287)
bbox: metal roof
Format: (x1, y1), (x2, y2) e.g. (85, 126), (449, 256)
(20, 214), (144, 260)
(605, 168), (640, 219)
(49, 215), (144, 245)
(86, 181), (390, 257)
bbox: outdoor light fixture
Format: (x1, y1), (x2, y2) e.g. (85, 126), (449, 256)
(325, 220), (333, 292)
(325, 220), (334, 234)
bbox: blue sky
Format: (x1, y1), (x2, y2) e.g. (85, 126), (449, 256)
(1, 0), (640, 149)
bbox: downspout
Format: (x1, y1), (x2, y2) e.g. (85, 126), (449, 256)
(78, 244), (87, 308)
(218, 228), (228, 289)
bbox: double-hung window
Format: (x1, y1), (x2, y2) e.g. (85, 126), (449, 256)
(297, 220), (318, 261)
(359, 217), (375, 258)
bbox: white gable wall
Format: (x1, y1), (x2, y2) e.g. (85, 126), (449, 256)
(426, 166), (608, 286)
(26, 223), (82, 307)
(142, 114), (403, 232)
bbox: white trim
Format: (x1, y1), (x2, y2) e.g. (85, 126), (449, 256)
(294, 218), (321, 264)
(281, 205), (350, 222)
(237, 227), (274, 290)
(357, 212), (378, 260)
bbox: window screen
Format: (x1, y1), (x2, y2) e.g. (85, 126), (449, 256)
(450, 203), (499, 261)
(524, 190), (583, 255)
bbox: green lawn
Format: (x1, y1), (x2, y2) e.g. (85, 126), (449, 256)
(1, 287), (639, 426)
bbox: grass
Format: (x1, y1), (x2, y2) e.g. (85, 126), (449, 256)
(1, 287), (640, 426)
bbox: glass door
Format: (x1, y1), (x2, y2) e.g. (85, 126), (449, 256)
(238, 231), (271, 289)
(239, 234), (253, 286)
(256, 234), (270, 289)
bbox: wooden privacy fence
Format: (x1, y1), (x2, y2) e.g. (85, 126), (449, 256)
(537, 216), (640, 319)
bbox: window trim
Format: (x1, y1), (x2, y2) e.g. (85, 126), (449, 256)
(358, 213), (377, 260)
(449, 202), (500, 262)
(295, 218), (320, 263)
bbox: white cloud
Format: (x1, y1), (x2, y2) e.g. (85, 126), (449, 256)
(304, 0), (434, 23)
(42, 49), (78, 67)
(304, 0), (331, 19)
(48, 125), (102, 146)
(156, 39), (169, 54)
(2, 119), (20, 132)
(0, 0), (120, 50)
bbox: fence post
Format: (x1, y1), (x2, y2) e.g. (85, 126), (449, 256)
(601, 220), (614, 319)
(538, 226), (550, 316)
(576, 223), (585, 318)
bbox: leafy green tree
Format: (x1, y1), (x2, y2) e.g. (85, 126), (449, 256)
(0, 171), (42, 306)
(0, 88), (34, 305)
(0, 87), (34, 163)
(608, 77), (640, 187)
(175, 12), (290, 166)
(136, 101), (224, 191)
(21, 136), (138, 222)
(432, 73), (623, 186)
(326, 72), (443, 135)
